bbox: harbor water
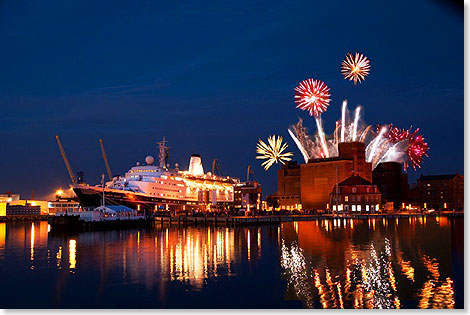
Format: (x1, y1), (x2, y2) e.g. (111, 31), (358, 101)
(0, 216), (463, 308)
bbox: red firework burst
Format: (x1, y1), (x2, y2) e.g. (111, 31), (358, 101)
(387, 125), (412, 142)
(385, 124), (429, 170)
(407, 134), (429, 170)
(294, 78), (331, 117)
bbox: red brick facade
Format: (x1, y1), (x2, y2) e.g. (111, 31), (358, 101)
(329, 175), (381, 213)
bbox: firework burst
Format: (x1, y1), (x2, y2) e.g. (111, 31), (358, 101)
(341, 52), (370, 84)
(386, 124), (411, 142)
(407, 134), (429, 170)
(294, 78), (331, 117)
(256, 135), (293, 170)
(385, 125), (429, 170)
(288, 102), (429, 170)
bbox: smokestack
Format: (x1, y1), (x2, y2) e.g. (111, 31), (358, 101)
(188, 154), (204, 176)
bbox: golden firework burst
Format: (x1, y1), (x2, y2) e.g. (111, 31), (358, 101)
(256, 135), (293, 170)
(341, 52), (370, 84)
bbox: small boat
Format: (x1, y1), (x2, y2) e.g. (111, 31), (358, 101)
(78, 205), (145, 222)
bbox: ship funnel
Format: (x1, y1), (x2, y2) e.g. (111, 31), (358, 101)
(188, 154), (204, 176)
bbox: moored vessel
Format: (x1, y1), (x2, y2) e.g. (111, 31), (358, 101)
(73, 138), (239, 213)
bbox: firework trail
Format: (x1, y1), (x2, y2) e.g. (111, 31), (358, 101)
(352, 107), (361, 141)
(288, 119), (338, 163)
(341, 52), (370, 85)
(341, 100), (348, 142)
(288, 101), (429, 170)
(315, 116), (329, 158)
(287, 120), (311, 163)
(256, 135), (293, 170)
(366, 126), (388, 164)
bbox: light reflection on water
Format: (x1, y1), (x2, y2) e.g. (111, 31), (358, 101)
(0, 216), (462, 308)
(279, 216), (458, 309)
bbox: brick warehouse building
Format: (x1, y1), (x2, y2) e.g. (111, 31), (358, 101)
(277, 161), (301, 210)
(233, 181), (262, 213)
(277, 142), (373, 211)
(372, 161), (409, 210)
(329, 175), (381, 213)
(410, 173), (464, 211)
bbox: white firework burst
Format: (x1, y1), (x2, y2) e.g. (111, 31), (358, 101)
(256, 135), (293, 170)
(341, 52), (370, 85)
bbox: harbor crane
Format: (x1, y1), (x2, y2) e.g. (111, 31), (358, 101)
(246, 165), (256, 182)
(55, 135), (77, 185)
(99, 139), (113, 181)
(212, 158), (222, 176)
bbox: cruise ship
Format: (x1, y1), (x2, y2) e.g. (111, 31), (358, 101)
(73, 139), (239, 212)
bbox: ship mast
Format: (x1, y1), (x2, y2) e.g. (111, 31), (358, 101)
(101, 174), (105, 207)
(157, 137), (169, 169)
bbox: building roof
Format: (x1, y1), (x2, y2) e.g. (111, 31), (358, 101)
(104, 205), (136, 212)
(307, 156), (344, 163)
(419, 173), (461, 181)
(337, 175), (373, 186)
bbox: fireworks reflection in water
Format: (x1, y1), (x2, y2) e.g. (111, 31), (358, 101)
(280, 219), (455, 309)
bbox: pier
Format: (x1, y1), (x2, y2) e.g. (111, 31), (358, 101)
(154, 211), (463, 227)
(0, 215), (50, 222)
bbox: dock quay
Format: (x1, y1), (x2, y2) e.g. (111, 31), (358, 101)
(154, 211), (463, 226)
(0, 215), (50, 222)
(48, 215), (154, 231)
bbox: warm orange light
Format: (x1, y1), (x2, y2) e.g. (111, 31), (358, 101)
(56, 189), (64, 196)
(69, 239), (76, 269)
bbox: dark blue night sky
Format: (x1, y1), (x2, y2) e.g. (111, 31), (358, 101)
(0, 0), (463, 199)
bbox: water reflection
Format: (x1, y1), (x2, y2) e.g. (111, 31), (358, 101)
(0, 217), (461, 309)
(396, 250), (415, 282)
(30, 223), (35, 267)
(281, 238), (400, 308)
(163, 226), (236, 288)
(280, 240), (314, 308)
(279, 217), (458, 309)
(63, 225), (246, 291)
(56, 246), (62, 268)
(69, 239), (76, 270)
(418, 255), (455, 309)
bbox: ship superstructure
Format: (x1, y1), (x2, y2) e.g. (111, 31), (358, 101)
(73, 139), (239, 212)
